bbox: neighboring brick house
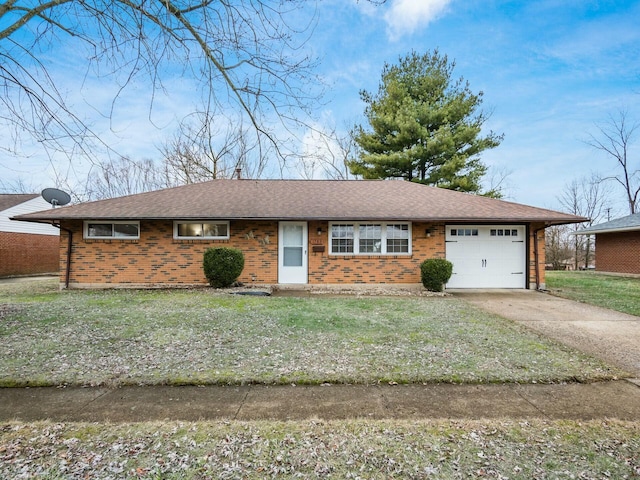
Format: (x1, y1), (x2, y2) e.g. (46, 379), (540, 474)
(576, 213), (640, 274)
(0, 194), (60, 277)
(13, 180), (585, 289)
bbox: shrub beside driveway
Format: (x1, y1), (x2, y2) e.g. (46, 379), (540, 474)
(0, 279), (622, 387)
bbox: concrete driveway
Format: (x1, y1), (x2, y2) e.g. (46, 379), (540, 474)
(450, 289), (640, 379)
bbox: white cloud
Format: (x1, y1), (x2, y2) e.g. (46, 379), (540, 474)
(384, 0), (452, 41)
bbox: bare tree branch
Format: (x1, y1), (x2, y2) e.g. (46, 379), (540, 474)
(80, 156), (167, 200)
(297, 123), (359, 180)
(159, 110), (265, 183)
(557, 173), (612, 270)
(586, 109), (640, 214)
(0, 0), (352, 185)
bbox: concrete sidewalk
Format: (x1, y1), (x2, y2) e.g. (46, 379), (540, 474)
(1, 381), (639, 423)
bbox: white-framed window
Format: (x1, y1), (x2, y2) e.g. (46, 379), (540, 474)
(386, 223), (410, 253)
(84, 221), (140, 239)
(173, 221), (229, 239)
(330, 222), (411, 255)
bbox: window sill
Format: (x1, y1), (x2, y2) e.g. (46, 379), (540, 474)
(328, 254), (412, 259)
(173, 238), (230, 243)
(84, 238), (139, 243)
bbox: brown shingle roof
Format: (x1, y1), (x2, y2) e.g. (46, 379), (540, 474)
(12, 180), (585, 224)
(0, 194), (39, 212)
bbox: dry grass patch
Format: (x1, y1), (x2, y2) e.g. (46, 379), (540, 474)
(1, 419), (639, 478)
(0, 279), (622, 387)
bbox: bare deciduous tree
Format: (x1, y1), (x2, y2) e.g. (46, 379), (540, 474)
(587, 110), (639, 214)
(545, 224), (573, 271)
(159, 112), (265, 183)
(83, 156), (166, 201)
(482, 165), (512, 199)
(298, 124), (360, 180)
(0, 177), (38, 194)
(555, 173), (611, 270)
(1, 0), (359, 178)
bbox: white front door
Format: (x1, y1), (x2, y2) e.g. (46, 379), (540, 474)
(446, 225), (526, 288)
(278, 222), (308, 284)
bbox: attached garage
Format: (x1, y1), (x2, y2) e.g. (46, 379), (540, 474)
(446, 225), (527, 288)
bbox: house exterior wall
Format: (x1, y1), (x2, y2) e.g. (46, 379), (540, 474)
(307, 221), (445, 284)
(59, 220), (279, 287)
(594, 231), (640, 274)
(0, 231), (60, 277)
(531, 223), (546, 289)
(59, 219), (543, 288)
(1, 197), (60, 277)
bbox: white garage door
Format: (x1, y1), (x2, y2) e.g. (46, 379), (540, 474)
(445, 225), (526, 289)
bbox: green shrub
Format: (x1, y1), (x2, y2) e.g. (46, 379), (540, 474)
(420, 258), (453, 292)
(203, 247), (245, 288)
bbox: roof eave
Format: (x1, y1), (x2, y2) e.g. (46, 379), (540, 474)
(13, 214), (587, 225)
(575, 225), (640, 235)
(10, 216), (60, 225)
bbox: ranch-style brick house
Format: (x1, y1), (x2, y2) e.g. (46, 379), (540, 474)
(13, 179), (586, 289)
(576, 212), (640, 275)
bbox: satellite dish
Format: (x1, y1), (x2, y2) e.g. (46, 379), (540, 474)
(41, 188), (71, 208)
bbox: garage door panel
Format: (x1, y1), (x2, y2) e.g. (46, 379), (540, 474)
(445, 225), (526, 289)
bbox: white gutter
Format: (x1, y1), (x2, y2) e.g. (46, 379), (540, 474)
(574, 226), (640, 235)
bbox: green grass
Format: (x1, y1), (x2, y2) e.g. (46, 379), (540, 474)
(0, 279), (621, 387)
(1, 279), (638, 479)
(546, 271), (640, 316)
(1, 419), (638, 478)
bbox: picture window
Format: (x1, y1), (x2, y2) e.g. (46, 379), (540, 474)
(330, 223), (411, 255)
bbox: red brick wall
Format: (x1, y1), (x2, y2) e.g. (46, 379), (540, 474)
(308, 221), (444, 284)
(531, 223), (546, 288)
(60, 220), (278, 286)
(0, 232), (60, 277)
(59, 219), (543, 287)
(595, 231), (640, 274)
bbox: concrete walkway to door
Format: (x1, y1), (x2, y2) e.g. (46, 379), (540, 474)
(450, 289), (640, 379)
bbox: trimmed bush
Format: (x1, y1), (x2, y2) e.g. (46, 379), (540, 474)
(203, 247), (245, 288)
(420, 258), (453, 292)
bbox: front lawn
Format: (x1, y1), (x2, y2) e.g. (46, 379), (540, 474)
(546, 271), (640, 316)
(1, 419), (639, 478)
(0, 279), (620, 387)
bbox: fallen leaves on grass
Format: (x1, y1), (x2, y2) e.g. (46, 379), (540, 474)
(0, 289), (623, 387)
(1, 419), (639, 479)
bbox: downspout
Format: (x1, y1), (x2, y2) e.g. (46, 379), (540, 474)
(532, 225), (547, 291)
(53, 222), (72, 289)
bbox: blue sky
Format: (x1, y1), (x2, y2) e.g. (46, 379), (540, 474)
(311, 0), (640, 213)
(1, 0), (639, 215)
